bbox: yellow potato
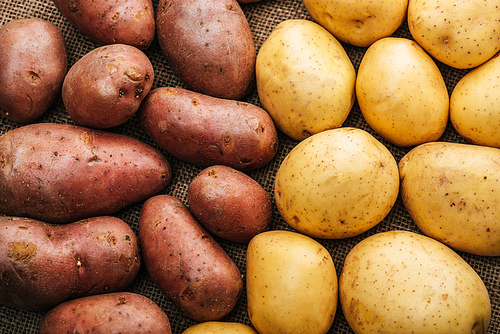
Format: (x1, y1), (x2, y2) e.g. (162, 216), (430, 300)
(256, 19), (355, 141)
(450, 53), (500, 148)
(302, 0), (409, 47)
(340, 230), (491, 333)
(274, 127), (399, 239)
(246, 230), (337, 334)
(399, 141), (500, 256)
(356, 37), (449, 147)
(182, 322), (257, 334)
(408, 0), (500, 69)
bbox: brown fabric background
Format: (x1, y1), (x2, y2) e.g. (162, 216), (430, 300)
(0, 0), (499, 333)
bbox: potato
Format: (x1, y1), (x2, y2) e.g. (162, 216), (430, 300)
(62, 44), (154, 129)
(52, 0), (155, 49)
(340, 230), (491, 333)
(156, 0), (255, 100)
(187, 165), (272, 243)
(408, 0), (500, 69)
(182, 321), (257, 334)
(38, 292), (171, 334)
(450, 53), (500, 148)
(246, 230), (337, 334)
(302, 0), (409, 47)
(356, 37), (449, 147)
(256, 19), (356, 141)
(0, 123), (171, 224)
(139, 194), (243, 322)
(0, 18), (67, 123)
(0, 216), (140, 312)
(274, 127), (399, 239)
(139, 87), (278, 171)
(399, 142), (500, 256)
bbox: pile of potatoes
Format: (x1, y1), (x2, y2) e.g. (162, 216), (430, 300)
(0, 0), (499, 333)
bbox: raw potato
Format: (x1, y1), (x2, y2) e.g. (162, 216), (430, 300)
(39, 292), (172, 334)
(52, 0), (155, 49)
(246, 230), (337, 334)
(188, 165), (272, 243)
(0, 123), (171, 224)
(356, 37), (449, 147)
(450, 53), (500, 148)
(274, 127), (399, 239)
(62, 44), (154, 129)
(408, 0), (500, 69)
(340, 230), (491, 333)
(399, 142), (500, 256)
(139, 194), (243, 322)
(139, 87), (278, 171)
(0, 18), (67, 123)
(156, 0), (256, 100)
(302, 0), (409, 47)
(182, 321), (258, 334)
(0, 216), (140, 312)
(256, 19), (356, 140)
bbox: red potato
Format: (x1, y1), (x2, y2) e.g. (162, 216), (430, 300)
(139, 194), (243, 322)
(156, 0), (256, 100)
(188, 165), (272, 243)
(0, 18), (67, 123)
(139, 87), (279, 171)
(0, 123), (171, 224)
(63, 44), (154, 129)
(0, 216), (140, 312)
(52, 0), (155, 49)
(39, 292), (172, 334)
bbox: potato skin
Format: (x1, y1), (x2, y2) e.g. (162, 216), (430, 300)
(182, 321), (258, 333)
(187, 165), (272, 243)
(0, 123), (171, 224)
(0, 216), (140, 312)
(0, 18), (67, 123)
(139, 194), (243, 321)
(39, 292), (172, 334)
(52, 0), (155, 49)
(63, 44), (154, 129)
(156, 0), (256, 100)
(139, 87), (278, 171)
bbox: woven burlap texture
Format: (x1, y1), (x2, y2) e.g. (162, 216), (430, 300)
(1, 0), (499, 333)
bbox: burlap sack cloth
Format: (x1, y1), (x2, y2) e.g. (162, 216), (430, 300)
(0, 0), (498, 333)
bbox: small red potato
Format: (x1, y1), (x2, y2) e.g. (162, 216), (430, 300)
(52, 0), (155, 49)
(139, 87), (278, 171)
(188, 165), (272, 243)
(0, 123), (171, 224)
(0, 18), (67, 123)
(39, 292), (172, 334)
(63, 44), (154, 129)
(0, 216), (140, 312)
(156, 0), (256, 99)
(139, 194), (243, 322)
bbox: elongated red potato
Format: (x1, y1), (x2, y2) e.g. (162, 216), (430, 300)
(0, 216), (140, 311)
(139, 194), (243, 321)
(39, 292), (172, 334)
(0, 123), (171, 224)
(52, 0), (155, 49)
(139, 87), (278, 171)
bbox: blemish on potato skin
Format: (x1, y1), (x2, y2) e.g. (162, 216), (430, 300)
(8, 242), (36, 262)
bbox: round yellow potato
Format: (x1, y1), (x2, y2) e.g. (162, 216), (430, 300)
(408, 0), (500, 69)
(274, 127), (399, 239)
(356, 37), (449, 147)
(182, 322), (257, 333)
(256, 19), (355, 141)
(340, 230), (491, 333)
(302, 0), (409, 47)
(399, 141), (500, 256)
(246, 230), (337, 334)
(450, 53), (500, 148)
